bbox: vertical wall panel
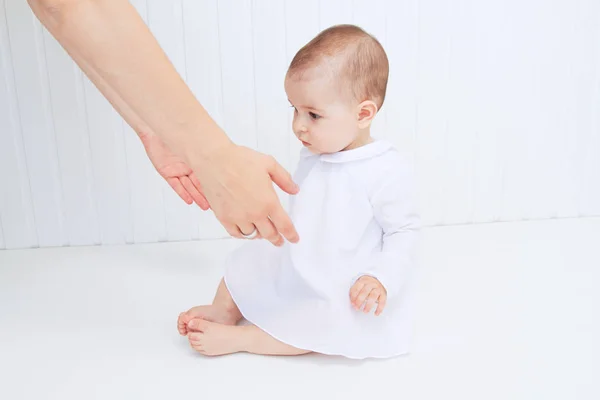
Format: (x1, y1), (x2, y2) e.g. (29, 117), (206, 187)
(42, 29), (100, 246)
(0, 213), (4, 250)
(0, 0), (38, 249)
(583, 2), (600, 217)
(530, 0), (576, 220)
(440, 0), (476, 225)
(217, 0), (258, 150)
(4, 1), (66, 246)
(470, 1), (510, 223)
(353, 0), (387, 39)
(385, 0), (419, 154)
(573, 0), (600, 217)
(416, 0), (452, 226)
(319, 0), (352, 30)
(82, 76), (132, 245)
(252, 0), (292, 209)
(498, 0), (563, 221)
(252, 0), (290, 169)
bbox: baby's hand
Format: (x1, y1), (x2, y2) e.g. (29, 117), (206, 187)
(349, 276), (387, 316)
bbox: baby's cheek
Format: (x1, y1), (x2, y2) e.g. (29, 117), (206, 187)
(317, 132), (344, 153)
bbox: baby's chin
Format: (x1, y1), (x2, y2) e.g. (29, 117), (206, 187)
(299, 140), (319, 154)
(303, 143), (327, 155)
(306, 145), (348, 155)
(299, 140), (345, 155)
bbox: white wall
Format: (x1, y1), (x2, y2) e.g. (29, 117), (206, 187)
(1, 0), (599, 249)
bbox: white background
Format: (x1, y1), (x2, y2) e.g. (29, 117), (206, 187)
(1, 0), (599, 249)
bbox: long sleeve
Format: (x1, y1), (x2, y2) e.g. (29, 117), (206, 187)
(359, 154), (421, 299)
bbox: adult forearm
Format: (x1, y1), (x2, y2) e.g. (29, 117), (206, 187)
(28, 0), (231, 161)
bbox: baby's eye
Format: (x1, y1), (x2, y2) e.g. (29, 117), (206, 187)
(290, 105), (298, 113)
(309, 112), (321, 120)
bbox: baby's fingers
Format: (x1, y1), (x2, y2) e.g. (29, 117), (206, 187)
(375, 294), (387, 316)
(353, 285), (373, 310)
(363, 290), (381, 314)
(349, 281), (365, 304)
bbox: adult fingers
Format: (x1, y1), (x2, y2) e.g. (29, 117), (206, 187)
(267, 156), (299, 195)
(237, 222), (257, 238)
(181, 175), (210, 210)
(268, 201), (299, 244)
(224, 223), (243, 239)
(254, 217), (283, 247)
(167, 177), (193, 205)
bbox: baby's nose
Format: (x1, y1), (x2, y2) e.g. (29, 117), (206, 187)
(296, 123), (308, 133)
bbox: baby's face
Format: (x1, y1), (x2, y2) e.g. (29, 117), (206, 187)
(285, 70), (360, 154)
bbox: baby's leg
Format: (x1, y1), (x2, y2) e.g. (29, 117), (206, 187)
(242, 324), (312, 356)
(212, 278), (242, 318)
(187, 319), (311, 357)
(177, 278), (243, 335)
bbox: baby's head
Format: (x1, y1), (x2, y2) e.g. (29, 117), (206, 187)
(285, 24), (389, 154)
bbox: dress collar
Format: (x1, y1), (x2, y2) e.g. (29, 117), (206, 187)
(300, 140), (393, 163)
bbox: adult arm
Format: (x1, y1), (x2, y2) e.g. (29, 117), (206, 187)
(28, 0), (299, 245)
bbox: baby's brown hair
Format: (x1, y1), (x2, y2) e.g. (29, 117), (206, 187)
(287, 24), (389, 110)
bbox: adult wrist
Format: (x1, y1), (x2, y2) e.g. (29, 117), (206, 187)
(181, 120), (233, 168)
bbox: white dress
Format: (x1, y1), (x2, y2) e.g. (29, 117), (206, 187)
(224, 140), (421, 359)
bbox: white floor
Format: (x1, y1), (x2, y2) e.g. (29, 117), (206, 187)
(1, 218), (599, 400)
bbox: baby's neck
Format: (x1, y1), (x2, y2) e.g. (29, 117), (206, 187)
(343, 130), (373, 151)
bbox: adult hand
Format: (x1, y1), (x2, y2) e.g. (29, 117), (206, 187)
(28, 0), (300, 245)
(139, 132), (209, 210)
(194, 142), (300, 246)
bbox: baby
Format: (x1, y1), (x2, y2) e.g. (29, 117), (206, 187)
(177, 24), (420, 359)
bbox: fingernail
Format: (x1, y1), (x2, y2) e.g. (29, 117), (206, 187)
(187, 320), (196, 329)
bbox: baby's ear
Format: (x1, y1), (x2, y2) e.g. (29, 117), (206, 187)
(357, 100), (378, 129)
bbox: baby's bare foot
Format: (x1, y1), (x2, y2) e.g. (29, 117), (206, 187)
(177, 305), (239, 336)
(187, 319), (249, 356)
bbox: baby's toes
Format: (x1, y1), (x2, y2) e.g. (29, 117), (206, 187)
(188, 332), (204, 353)
(177, 313), (188, 336)
(189, 340), (203, 352)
